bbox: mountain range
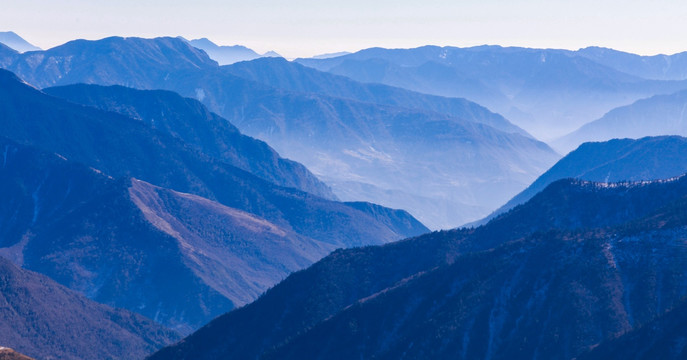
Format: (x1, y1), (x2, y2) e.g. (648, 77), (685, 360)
(1, 36), (217, 89)
(474, 136), (687, 226)
(222, 57), (529, 136)
(185, 38), (281, 65)
(151, 172), (687, 359)
(171, 56), (558, 229)
(0, 68), (424, 244)
(185, 71), (558, 229)
(0, 135), (338, 333)
(575, 46), (687, 81)
(0, 69), (427, 335)
(2, 32), (687, 359)
(42, 83), (335, 199)
(0, 36), (561, 229)
(296, 45), (687, 140)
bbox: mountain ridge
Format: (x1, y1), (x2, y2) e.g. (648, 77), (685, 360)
(555, 90), (687, 152)
(295, 45), (687, 139)
(0, 70), (428, 332)
(472, 136), (687, 227)
(185, 37), (281, 65)
(43, 83), (336, 200)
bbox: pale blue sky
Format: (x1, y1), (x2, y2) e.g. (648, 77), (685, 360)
(3, 0), (686, 58)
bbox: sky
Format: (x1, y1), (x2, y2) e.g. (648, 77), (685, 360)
(3, 0), (687, 58)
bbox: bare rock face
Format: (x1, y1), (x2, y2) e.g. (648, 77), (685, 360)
(0, 347), (35, 360)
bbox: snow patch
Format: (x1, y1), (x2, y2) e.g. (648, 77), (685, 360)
(574, 174), (686, 189)
(439, 49), (448, 59)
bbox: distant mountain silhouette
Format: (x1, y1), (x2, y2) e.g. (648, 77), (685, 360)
(0, 255), (179, 360)
(2, 36), (217, 89)
(0, 32), (40, 53)
(223, 57), (529, 136)
(43, 83), (336, 199)
(474, 136), (687, 226)
(311, 51), (352, 59)
(296, 45), (687, 139)
(576, 46), (687, 81)
(151, 174), (687, 359)
(184, 37), (281, 65)
(555, 90), (687, 152)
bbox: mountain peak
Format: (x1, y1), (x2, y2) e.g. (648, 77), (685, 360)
(262, 50), (282, 58)
(187, 38), (268, 65)
(0, 31), (40, 53)
(5, 36), (218, 88)
(188, 37), (217, 47)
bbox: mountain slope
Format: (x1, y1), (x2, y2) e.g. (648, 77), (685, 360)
(342, 201), (428, 237)
(0, 136), (337, 333)
(0, 32), (40, 53)
(262, 212), (687, 360)
(0, 43), (18, 67)
(0, 70), (429, 331)
(555, 90), (687, 152)
(579, 297), (687, 360)
(0, 256), (180, 360)
(296, 45), (687, 139)
(150, 175), (687, 359)
(476, 136), (687, 225)
(43, 83), (336, 199)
